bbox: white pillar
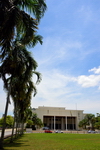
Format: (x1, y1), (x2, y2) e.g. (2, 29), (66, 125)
(66, 116), (67, 130)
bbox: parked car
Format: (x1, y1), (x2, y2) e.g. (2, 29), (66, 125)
(42, 127), (49, 130)
(87, 130), (96, 133)
(55, 130), (63, 133)
(45, 130), (52, 133)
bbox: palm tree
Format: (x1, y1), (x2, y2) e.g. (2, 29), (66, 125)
(0, 0), (46, 148)
(84, 114), (95, 129)
(0, 40), (41, 142)
(79, 114), (95, 130)
(79, 119), (88, 129)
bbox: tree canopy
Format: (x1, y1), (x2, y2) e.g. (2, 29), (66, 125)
(0, 115), (14, 128)
(78, 113), (100, 130)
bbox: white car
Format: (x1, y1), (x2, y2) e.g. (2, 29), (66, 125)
(55, 130), (63, 133)
(88, 130), (95, 133)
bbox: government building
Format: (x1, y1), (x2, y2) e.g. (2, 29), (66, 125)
(32, 106), (86, 130)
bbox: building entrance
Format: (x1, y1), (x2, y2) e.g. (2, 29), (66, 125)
(43, 116), (76, 130)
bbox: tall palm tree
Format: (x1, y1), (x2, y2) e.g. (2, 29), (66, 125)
(0, 0), (46, 148)
(0, 40), (41, 143)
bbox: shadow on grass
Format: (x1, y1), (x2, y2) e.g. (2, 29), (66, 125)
(3, 135), (29, 150)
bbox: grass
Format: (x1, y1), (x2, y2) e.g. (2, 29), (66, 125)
(3, 133), (100, 150)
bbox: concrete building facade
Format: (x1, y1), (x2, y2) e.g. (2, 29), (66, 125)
(32, 106), (85, 130)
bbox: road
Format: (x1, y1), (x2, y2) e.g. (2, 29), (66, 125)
(0, 129), (16, 137)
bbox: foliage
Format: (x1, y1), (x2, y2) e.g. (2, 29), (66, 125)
(32, 113), (43, 128)
(0, 115), (14, 128)
(25, 113), (43, 128)
(26, 120), (33, 128)
(78, 119), (87, 129)
(0, 0), (47, 57)
(94, 116), (100, 129)
(79, 113), (100, 130)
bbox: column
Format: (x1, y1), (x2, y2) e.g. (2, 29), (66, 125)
(54, 116), (55, 130)
(66, 116), (67, 130)
(61, 117), (63, 130)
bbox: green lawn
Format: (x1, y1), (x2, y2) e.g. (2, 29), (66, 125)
(4, 133), (100, 150)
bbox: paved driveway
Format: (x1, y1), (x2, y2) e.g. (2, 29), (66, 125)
(0, 129), (16, 137)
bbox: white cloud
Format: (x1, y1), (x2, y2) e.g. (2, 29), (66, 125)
(89, 66), (100, 74)
(34, 37), (84, 68)
(74, 75), (100, 88)
(71, 66), (100, 88)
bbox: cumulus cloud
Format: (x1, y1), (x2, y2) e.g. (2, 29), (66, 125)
(73, 66), (100, 88)
(75, 75), (100, 88)
(89, 66), (100, 74)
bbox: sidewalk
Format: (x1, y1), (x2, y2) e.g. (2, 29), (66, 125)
(0, 129), (16, 138)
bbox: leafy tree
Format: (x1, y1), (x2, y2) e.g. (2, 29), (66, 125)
(0, 115), (14, 128)
(35, 118), (43, 128)
(84, 114), (95, 128)
(32, 113), (43, 129)
(94, 116), (100, 129)
(26, 120), (33, 128)
(78, 119), (88, 129)
(79, 114), (96, 130)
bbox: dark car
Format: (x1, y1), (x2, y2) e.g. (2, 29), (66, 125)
(45, 130), (52, 133)
(42, 127), (49, 130)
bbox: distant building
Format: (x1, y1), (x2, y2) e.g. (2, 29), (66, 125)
(32, 106), (85, 130)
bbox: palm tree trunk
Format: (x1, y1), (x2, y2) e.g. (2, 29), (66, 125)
(0, 91), (10, 149)
(15, 120), (18, 138)
(10, 115), (16, 143)
(21, 121), (24, 135)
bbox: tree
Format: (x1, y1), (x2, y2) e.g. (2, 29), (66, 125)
(32, 113), (43, 129)
(0, 115), (14, 128)
(94, 116), (100, 130)
(0, 0), (46, 148)
(79, 114), (95, 130)
(84, 114), (95, 129)
(78, 119), (88, 129)
(0, 40), (41, 143)
(26, 120), (33, 128)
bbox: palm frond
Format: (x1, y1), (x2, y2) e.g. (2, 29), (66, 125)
(16, 10), (38, 45)
(14, 0), (47, 22)
(32, 71), (42, 84)
(26, 35), (43, 47)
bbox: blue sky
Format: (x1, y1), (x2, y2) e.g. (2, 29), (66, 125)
(1, 0), (100, 117)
